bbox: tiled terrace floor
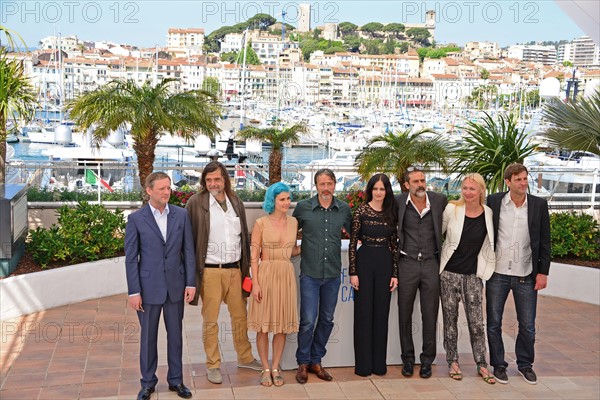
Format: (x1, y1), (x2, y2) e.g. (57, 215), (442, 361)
(1, 294), (598, 399)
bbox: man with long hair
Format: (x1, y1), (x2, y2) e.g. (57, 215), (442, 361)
(185, 161), (260, 384)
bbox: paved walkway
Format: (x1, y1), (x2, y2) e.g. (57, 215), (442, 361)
(1, 294), (598, 399)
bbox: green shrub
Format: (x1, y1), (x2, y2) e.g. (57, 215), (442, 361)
(550, 212), (600, 261)
(27, 202), (126, 268)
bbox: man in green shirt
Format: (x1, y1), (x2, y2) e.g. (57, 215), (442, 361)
(292, 169), (352, 384)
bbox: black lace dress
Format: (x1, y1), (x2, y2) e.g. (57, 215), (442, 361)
(349, 203), (398, 376)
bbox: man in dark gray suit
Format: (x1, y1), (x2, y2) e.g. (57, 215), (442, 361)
(395, 166), (447, 379)
(486, 163), (551, 385)
(125, 172), (196, 400)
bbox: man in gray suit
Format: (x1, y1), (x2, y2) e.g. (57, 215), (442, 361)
(395, 166), (447, 379)
(125, 172), (196, 400)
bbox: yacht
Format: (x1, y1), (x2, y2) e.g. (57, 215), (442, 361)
(525, 151), (600, 202)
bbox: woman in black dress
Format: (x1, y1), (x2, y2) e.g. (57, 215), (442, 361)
(349, 173), (398, 376)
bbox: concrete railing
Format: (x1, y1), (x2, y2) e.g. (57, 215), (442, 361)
(27, 201), (273, 232)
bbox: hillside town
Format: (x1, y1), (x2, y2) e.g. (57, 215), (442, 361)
(7, 7), (600, 112)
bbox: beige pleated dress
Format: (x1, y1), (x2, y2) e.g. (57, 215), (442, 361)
(247, 215), (299, 334)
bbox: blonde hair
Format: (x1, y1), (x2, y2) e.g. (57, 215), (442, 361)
(450, 173), (486, 206)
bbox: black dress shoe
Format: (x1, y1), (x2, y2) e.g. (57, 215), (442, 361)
(168, 383), (192, 399)
(419, 364), (432, 379)
(401, 362), (414, 377)
(137, 386), (155, 400)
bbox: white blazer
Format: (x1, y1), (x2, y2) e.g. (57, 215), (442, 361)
(440, 203), (496, 281)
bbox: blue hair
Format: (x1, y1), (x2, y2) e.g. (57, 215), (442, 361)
(262, 182), (291, 214)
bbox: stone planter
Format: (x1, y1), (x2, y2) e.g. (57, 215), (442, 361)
(0, 257), (127, 321)
(542, 261), (599, 305)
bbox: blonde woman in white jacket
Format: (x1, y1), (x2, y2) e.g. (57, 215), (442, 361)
(440, 173), (496, 384)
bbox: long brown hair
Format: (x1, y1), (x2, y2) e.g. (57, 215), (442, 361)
(200, 161), (233, 198)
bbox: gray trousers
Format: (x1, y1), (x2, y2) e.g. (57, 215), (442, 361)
(397, 256), (440, 365)
(440, 270), (488, 367)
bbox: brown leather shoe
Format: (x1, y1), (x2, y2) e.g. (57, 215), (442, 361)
(296, 364), (308, 384)
(308, 363), (333, 381)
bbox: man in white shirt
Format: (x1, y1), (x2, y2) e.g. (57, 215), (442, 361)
(486, 163), (551, 386)
(185, 162), (261, 384)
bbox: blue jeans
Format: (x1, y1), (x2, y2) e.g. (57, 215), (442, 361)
(296, 274), (341, 365)
(486, 272), (537, 370)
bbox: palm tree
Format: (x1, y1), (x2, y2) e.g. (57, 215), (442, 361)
(542, 88), (600, 156)
(237, 123), (308, 184)
(1, 25), (27, 51)
(66, 78), (221, 190)
(77, 42), (87, 56)
(355, 128), (450, 191)
(451, 112), (536, 193)
(0, 29), (37, 184)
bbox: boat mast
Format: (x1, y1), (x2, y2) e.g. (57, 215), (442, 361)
(239, 28), (249, 132)
(153, 44), (158, 86)
(58, 32), (64, 122)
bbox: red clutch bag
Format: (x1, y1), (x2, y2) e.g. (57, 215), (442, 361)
(242, 276), (252, 292)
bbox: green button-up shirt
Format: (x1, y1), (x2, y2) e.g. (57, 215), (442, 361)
(293, 195), (352, 279)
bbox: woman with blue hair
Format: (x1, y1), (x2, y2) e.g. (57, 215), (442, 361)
(247, 182), (301, 387)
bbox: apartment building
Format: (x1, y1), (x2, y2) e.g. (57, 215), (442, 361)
(463, 41), (500, 60)
(507, 45), (557, 66)
(356, 74), (435, 108)
(220, 33), (245, 54)
(251, 34), (297, 65)
(39, 35), (81, 52)
(568, 36), (600, 68)
(309, 51), (420, 78)
(179, 61), (207, 90)
(422, 57), (462, 78)
(429, 74), (461, 108)
(167, 28), (205, 57)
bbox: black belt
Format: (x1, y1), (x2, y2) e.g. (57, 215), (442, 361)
(205, 261), (240, 269)
(401, 252), (437, 261)
(362, 243), (388, 248)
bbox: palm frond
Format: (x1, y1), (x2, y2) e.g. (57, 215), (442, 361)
(355, 127), (449, 187)
(237, 123), (307, 183)
(542, 90), (600, 155)
(65, 78), (221, 191)
(452, 112), (536, 192)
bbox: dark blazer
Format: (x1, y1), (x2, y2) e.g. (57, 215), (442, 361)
(124, 204), (196, 304)
(395, 191), (448, 262)
(487, 192), (551, 278)
(185, 190), (251, 305)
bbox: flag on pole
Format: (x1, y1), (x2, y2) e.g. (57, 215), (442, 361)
(84, 169), (114, 192)
(85, 169), (96, 184)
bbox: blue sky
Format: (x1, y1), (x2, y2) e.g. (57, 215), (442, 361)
(2, 1), (585, 49)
